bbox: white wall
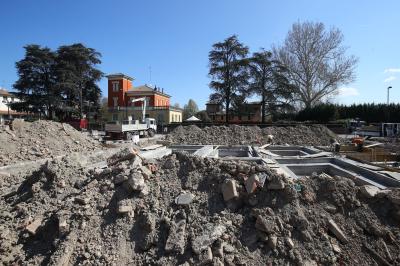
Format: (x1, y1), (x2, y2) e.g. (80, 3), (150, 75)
(0, 95), (20, 112)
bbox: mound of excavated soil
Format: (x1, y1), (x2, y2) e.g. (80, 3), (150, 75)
(1, 149), (399, 265)
(166, 125), (338, 146)
(0, 119), (103, 166)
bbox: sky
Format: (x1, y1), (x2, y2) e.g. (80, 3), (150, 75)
(0, 0), (399, 109)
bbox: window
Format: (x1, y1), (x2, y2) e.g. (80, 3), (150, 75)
(113, 97), (118, 107)
(112, 114), (118, 121)
(112, 82), (119, 92)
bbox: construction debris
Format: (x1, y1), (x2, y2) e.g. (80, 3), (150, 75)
(166, 124), (339, 146)
(0, 119), (102, 166)
(1, 148), (400, 265)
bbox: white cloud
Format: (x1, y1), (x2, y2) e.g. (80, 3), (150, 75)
(337, 87), (359, 97)
(384, 76), (397, 83)
(384, 68), (400, 73)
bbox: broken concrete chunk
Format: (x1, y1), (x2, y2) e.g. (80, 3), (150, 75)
(213, 240), (224, 257)
(255, 215), (276, 234)
(138, 213), (156, 251)
(26, 218), (43, 235)
(285, 237), (295, 249)
(140, 166), (153, 179)
(223, 244), (235, 254)
(331, 243), (341, 253)
(303, 260), (318, 266)
(0, 171), (11, 178)
(175, 193), (195, 206)
(221, 179), (238, 201)
(107, 147), (138, 166)
(192, 224), (226, 254)
(360, 185), (380, 198)
(58, 216), (69, 235)
(165, 216), (187, 254)
(199, 246), (213, 264)
(139, 184), (150, 197)
(245, 174), (259, 194)
(268, 235), (278, 249)
(75, 196), (90, 205)
(117, 204), (132, 214)
(124, 172), (146, 192)
(328, 219), (348, 244)
(131, 156), (142, 168)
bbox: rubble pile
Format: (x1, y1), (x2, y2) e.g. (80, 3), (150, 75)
(166, 125), (338, 146)
(0, 119), (102, 166)
(1, 149), (400, 265)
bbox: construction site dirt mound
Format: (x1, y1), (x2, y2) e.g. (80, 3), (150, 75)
(166, 125), (338, 146)
(0, 119), (103, 166)
(1, 149), (399, 265)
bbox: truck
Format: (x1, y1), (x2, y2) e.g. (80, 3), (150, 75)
(105, 97), (157, 140)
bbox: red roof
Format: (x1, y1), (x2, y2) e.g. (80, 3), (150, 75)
(0, 89), (12, 96)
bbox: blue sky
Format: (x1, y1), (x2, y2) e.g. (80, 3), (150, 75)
(1, 0), (399, 109)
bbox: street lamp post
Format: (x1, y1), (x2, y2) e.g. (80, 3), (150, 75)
(386, 86), (393, 123)
(387, 86), (392, 105)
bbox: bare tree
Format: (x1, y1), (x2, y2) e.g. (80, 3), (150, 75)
(183, 99), (199, 119)
(273, 22), (358, 108)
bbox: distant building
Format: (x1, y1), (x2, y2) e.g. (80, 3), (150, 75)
(0, 88), (25, 123)
(106, 73), (182, 125)
(206, 102), (262, 123)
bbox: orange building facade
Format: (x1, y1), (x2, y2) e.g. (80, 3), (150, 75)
(106, 73), (182, 124)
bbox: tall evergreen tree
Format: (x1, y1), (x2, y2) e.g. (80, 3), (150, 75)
(13, 45), (58, 118)
(208, 35), (249, 123)
(56, 43), (103, 118)
(248, 49), (295, 123)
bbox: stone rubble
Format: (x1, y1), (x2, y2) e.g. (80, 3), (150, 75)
(166, 124), (339, 146)
(0, 119), (102, 166)
(0, 148), (400, 265)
